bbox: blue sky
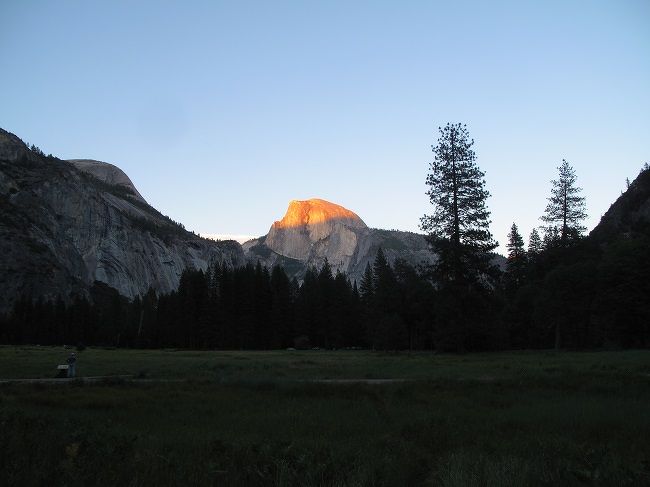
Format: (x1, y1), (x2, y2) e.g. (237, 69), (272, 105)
(1, 0), (648, 252)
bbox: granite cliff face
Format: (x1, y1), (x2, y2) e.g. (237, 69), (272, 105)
(244, 198), (434, 282)
(265, 198), (368, 267)
(0, 128), (243, 312)
(67, 159), (147, 204)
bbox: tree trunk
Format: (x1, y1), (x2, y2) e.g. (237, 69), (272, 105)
(450, 131), (461, 281)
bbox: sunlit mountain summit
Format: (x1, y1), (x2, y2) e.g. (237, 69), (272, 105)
(244, 198), (434, 282)
(272, 198), (366, 230)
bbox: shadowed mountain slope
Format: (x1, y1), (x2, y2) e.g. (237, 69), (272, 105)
(590, 166), (650, 242)
(0, 128), (243, 312)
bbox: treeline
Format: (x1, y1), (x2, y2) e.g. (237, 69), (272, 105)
(501, 230), (649, 350)
(0, 251), (430, 350)
(1, 230), (647, 351)
(499, 165), (650, 351)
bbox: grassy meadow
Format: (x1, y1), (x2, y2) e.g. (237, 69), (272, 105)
(1, 347), (649, 486)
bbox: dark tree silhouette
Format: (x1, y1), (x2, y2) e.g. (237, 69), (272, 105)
(359, 262), (374, 303)
(504, 223), (527, 293)
(506, 223), (526, 262)
(420, 123), (497, 285)
(528, 228), (543, 257)
(420, 123), (498, 352)
(541, 159), (587, 246)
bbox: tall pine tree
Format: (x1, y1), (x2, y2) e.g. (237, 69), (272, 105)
(420, 123), (497, 285)
(420, 124), (497, 351)
(528, 228), (543, 256)
(541, 159), (587, 246)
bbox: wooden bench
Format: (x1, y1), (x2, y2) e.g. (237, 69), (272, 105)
(56, 364), (69, 378)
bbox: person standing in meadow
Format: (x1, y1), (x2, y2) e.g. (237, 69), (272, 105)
(66, 352), (77, 378)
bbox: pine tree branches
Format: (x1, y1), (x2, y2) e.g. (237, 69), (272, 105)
(541, 159), (587, 246)
(421, 123), (497, 285)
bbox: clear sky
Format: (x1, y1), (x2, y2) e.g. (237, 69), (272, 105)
(1, 0), (649, 253)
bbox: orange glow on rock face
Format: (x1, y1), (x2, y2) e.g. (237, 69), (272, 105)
(273, 198), (365, 229)
(265, 198), (367, 261)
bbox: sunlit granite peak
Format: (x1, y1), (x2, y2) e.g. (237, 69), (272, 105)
(272, 198), (367, 230)
(264, 199), (368, 263)
(244, 197), (434, 282)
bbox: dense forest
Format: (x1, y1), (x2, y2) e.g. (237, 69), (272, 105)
(1, 221), (648, 351)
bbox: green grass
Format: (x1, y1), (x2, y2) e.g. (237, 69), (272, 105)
(1, 347), (649, 486)
(2, 346), (650, 382)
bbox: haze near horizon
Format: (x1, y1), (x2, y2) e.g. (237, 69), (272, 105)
(1, 0), (648, 253)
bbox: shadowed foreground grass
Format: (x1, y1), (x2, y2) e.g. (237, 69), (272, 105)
(1, 348), (649, 486)
(1, 346), (649, 382)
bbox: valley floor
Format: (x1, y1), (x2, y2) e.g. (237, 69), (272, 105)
(1, 347), (649, 486)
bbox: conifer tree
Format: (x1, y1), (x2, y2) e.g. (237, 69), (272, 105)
(358, 261), (375, 348)
(270, 265), (293, 348)
(359, 262), (374, 303)
(373, 248), (397, 310)
(528, 228), (543, 256)
(504, 223), (527, 291)
(506, 223), (526, 261)
(420, 123), (497, 285)
(317, 259), (335, 348)
(543, 226), (560, 250)
(541, 159), (587, 246)
(370, 248), (405, 349)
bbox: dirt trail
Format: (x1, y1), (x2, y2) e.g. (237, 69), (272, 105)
(0, 375), (134, 384)
(0, 376), (415, 385)
(301, 378), (413, 384)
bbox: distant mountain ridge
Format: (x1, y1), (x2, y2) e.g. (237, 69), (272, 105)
(0, 128), (243, 312)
